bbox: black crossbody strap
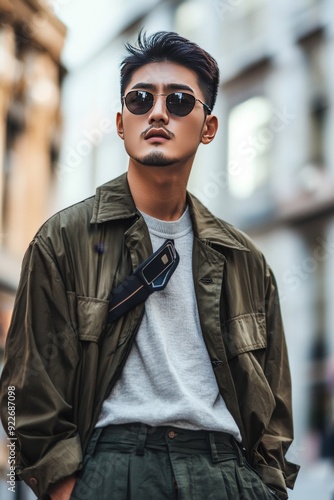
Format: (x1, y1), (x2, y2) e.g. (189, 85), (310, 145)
(107, 239), (179, 323)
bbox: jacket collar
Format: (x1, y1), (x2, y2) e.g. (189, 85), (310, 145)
(91, 173), (137, 222)
(91, 173), (248, 252)
(187, 192), (249, 252)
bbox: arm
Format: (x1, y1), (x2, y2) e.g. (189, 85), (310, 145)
(253, 265), (299, 498)
(0, 235), (82, 498)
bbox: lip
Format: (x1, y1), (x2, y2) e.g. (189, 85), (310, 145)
(144, 128), (171, 141)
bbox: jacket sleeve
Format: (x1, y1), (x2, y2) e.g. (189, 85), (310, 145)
(253, 264), (300, 499)
(0, 235), (82, 498)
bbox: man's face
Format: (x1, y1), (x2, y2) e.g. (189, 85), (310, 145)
(116, 62), (217, 169)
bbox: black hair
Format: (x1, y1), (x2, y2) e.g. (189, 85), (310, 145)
(120, 30), (220, 112)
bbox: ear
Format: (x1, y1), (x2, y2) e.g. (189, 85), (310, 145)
(116, 112), (124, 139)
(201, 114), (218, 145)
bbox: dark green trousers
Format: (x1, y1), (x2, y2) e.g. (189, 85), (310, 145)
(71, 424), (280, 500)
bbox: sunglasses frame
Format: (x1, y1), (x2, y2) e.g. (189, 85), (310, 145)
(122, 90), (212, 116)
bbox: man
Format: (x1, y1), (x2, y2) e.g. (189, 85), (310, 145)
(0, 31), (299, 499)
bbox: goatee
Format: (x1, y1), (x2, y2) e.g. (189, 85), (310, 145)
(135, 151), (176, 167)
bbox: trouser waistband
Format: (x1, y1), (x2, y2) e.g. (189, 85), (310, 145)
(88, 423), (244, 465)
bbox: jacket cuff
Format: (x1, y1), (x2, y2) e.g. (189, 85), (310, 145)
(256, 463), (287, 499)
(283, 459), (301, 490)
(18, 435), (82, 499)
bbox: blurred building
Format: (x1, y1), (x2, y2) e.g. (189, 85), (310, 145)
(0, 0), (334, 498)
(56, 0), (334, 498)
(0, 0), (66, 498)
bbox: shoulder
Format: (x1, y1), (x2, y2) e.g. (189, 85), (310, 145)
(35, 195), (95, 245)
(28, 173), (130, 262)
(220, 218), (264, 259)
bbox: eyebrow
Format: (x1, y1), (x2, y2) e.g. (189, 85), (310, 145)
(130, 82), (195, 93)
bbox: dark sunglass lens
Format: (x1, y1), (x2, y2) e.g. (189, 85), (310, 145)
(125, 91), (153, 114)
(166, 92), (195, 116)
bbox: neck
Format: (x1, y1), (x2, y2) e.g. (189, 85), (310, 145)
(127, 163), (190, 221)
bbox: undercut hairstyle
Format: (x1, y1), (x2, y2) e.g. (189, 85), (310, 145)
(120, 31), (220, 112)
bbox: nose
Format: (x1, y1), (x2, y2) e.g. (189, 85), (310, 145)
(147, 94), (169, 124)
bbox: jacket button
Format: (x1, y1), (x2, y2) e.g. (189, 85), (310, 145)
(200, 277), (213, 284)
(168, 431), (177, 439)
(29, 477), (38, 486)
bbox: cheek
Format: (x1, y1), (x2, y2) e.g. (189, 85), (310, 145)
(181, 123), (203, 147)
(122, 119), (140, 142)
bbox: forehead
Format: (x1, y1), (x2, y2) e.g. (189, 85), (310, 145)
(125, 61), (202, 95)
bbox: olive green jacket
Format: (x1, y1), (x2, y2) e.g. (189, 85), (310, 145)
(0, 173), (299, 498)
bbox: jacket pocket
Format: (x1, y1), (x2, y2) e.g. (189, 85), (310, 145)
(222, 313), (276, 427)
(66, 292), (109, 342)
(223, 312), (266, 359)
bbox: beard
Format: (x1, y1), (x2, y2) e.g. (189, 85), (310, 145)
(134, 151), (177, 167)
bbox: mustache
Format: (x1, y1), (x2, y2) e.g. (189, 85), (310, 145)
(141, 125), (175, 139)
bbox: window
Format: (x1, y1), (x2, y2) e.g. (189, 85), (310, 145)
(227, 96), (272, 199)
(305, 39), (327, 169)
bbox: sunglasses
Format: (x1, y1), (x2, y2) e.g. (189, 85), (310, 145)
(122, 90), (211, 117)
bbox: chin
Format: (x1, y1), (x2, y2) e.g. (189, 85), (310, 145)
(135, 151), (177, 167)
